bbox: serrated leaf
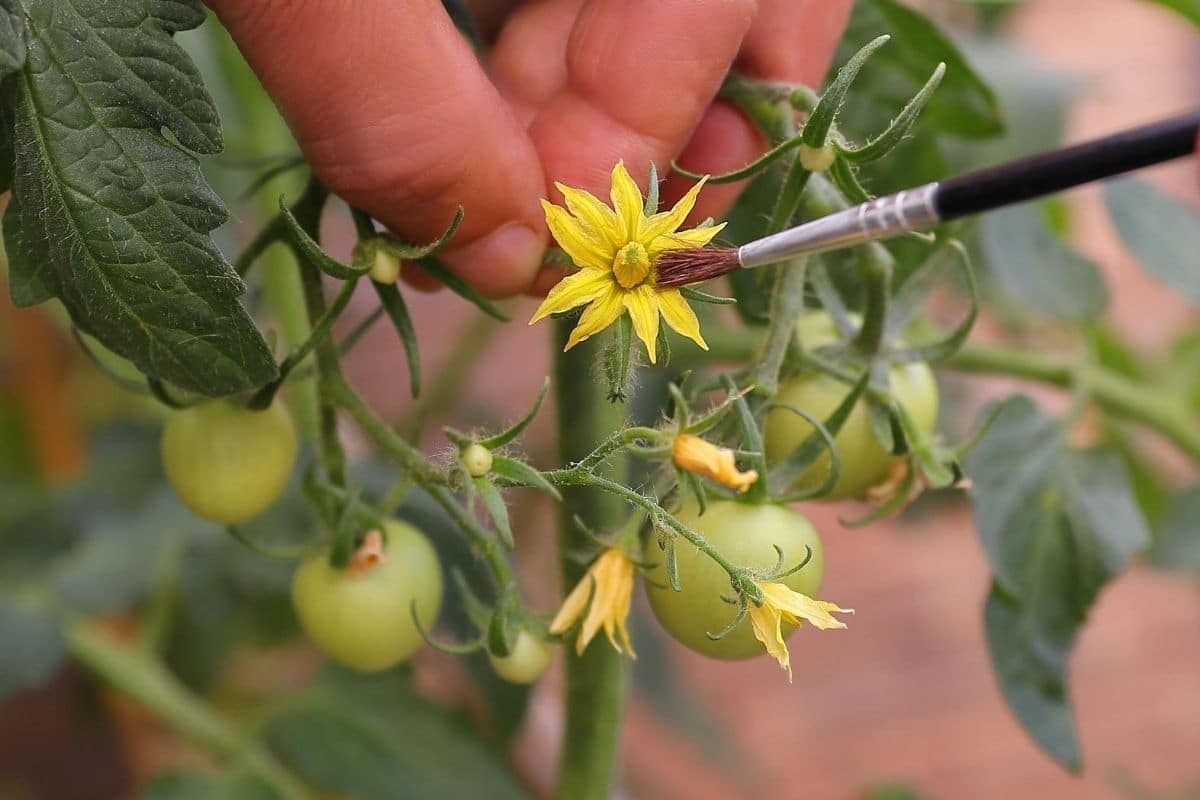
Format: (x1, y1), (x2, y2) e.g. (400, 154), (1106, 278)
(264, 665), (526, 800)
(1105, 177), (1200, 305)
(980, 203), (1107, 323)
(0, 597), (65, 702)
(2, 0), (277, 396)
(843, 0), (1002, 138)
(967, 396), (1150, 769)
(472, 476), (513, 549)
(490, 455), (561, 501)
(0, 0), (27, 79)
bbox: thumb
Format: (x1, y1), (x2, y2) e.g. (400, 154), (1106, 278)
(208, 0), (548, 297)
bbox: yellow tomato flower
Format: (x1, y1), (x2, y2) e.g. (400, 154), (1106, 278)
(748, 581), (852, 682)
(672, 434), (758, 493)
(530, 161), (726, 362)
(549, 547), (637, 657)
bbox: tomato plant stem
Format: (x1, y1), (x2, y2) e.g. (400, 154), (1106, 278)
(946, 342), (1200, 462)
(65, 621), (313, 800)
(553, 320), (628, 800)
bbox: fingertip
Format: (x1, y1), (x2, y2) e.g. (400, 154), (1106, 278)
(528, 263), (571, 298)
(439, 222), (549, 298)
(400, 263), (444, 294)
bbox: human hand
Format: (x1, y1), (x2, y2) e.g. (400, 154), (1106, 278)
(208, 0), (852, 298)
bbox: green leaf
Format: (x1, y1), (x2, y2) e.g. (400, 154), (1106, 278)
(1104, 177), (1200, 305)
(0, 597), (64, 702)
(844, 0), (1003, 138)
(967, 396), (1150, 769)
(1140, 0), (1200, 27)
(0, 0), (27, 79)
(1148, 485), (1200, 571)
(979, 204), (1107, 322)
(264, 665), (526, 800)
(2, 0), (277, 396)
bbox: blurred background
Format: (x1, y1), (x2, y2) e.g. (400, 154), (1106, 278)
(1, 1), (1198, 798)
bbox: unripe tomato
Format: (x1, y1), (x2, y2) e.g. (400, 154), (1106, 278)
(765, 312), (938, 500)
(644, 500), (824, 660)
(291, 519), (443, 672)
(488, 629), (554, 684)
(161, 400), (298, 524)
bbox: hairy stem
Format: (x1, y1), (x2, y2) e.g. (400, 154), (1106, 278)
(66, 621), (312, 800)
(553, 321), (628, 800)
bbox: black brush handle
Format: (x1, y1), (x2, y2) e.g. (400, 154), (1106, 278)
(934, 110), (1200, 222)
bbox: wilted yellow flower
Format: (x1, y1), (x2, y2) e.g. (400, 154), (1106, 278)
(672, 434), (758, 493)
(549, 548), (637, 657)
(529, 161), (725, 362)
(748, 581), (852, 682)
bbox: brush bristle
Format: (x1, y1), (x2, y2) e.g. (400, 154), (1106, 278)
(653, 247), (740, 289)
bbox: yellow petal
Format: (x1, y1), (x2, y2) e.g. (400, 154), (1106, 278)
(549, 571), (594, 636)
(610, 555), (637, 658)
(543, 200), (612, 271)
(565, 284), (626, 350)
(623, 284), (660, 363)
(609, 160), (645, 243)
(529, 268), (613, 324)
(556, 182), (620, 251)
(648, 221), (727, 258)
(656, 289), (708, 351)
(758, 582), (853, 631)
(672, 435), (757, 493)
(749, 601), (793, 682)
(641, 176), (707, 242)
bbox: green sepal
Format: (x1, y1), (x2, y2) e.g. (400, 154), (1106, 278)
(413, 256), (509, 321)
(679, 286), (736, 305)
(372, 281), (422, 398)
(837, 62), (945, 164)
(604, 315), (635, 403)
(351, 206), (464, 267)
(888, 239), (979, 364)
(473, 476), (514, 549)
(481, 378), (549, 448)
(491, 455), (561, 501)
(802, 35), (891, 148)
(277, 197), (365, 280)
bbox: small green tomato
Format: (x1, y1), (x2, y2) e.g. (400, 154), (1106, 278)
(291, 519), (444, 672)
(488, 629), (554, 684)
(161, 400), (298, 525)
(645, 499), (824, 660)
(461, 443), (493, 477)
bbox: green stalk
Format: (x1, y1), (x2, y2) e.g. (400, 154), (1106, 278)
(66, 622), (312, 800)
(553, 320), (629, 800)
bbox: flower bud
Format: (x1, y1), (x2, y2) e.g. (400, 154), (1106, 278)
(370, 249), (401, 284)
(462, 443), (493, 477)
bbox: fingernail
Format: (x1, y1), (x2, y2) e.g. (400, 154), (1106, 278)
(442, 223), (544, 298)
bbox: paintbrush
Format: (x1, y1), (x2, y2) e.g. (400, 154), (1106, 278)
(655, 110), (1200, 289)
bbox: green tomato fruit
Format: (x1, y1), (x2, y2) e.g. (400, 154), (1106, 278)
(488, 629), (554, 684)
(764, 312), (939, 500)
(645, 499), (824, 660)
(291, 519), (444, 672)
(162, 400), (298, 525)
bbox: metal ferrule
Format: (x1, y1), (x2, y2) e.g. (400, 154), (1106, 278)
(737, 182), (941, 268)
